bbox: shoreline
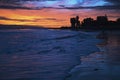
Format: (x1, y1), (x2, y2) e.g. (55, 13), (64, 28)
(64, 31), (102, 80)
(66, 31), (120, 80)
(0, 29), (119, 80)
(0, 24), (120, 30)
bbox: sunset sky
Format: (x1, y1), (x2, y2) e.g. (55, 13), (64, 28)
(0, 0), (120, 28)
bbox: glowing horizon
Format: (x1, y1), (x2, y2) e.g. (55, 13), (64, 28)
(0, 0), (120, 28)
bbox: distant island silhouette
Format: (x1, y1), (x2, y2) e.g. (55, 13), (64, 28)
(61, 15), (120, 30)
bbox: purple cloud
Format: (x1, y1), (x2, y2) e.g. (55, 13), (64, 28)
(0, 0), (120, 9)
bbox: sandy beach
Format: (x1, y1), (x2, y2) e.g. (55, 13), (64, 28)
(66, 31), (120, 80)
(0, 29), (119, 80)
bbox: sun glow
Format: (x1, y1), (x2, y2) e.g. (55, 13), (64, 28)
(0, 5), (119, 28)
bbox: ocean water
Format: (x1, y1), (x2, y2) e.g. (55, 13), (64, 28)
(66, 31), (120, 80)
(0, 29), (101, 80)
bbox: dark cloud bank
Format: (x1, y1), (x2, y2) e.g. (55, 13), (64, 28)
(0, 0), (120, 10)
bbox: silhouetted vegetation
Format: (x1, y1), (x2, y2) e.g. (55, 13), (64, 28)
(61, 15), (120, 30)
(70, 16), (80, 29)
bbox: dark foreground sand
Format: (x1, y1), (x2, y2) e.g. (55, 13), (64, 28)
(66, 31), (120, 80)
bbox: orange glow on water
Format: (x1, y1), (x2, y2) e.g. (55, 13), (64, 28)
(0, 9), (119, 28)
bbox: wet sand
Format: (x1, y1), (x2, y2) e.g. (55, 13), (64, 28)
(67, 31), (120, 80)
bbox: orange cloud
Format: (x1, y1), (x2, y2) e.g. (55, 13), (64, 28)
(0, 9), (119, 28)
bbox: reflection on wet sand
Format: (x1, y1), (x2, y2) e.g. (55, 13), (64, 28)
(97, 31), (120, 65)
(67, 31), (120, 80)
